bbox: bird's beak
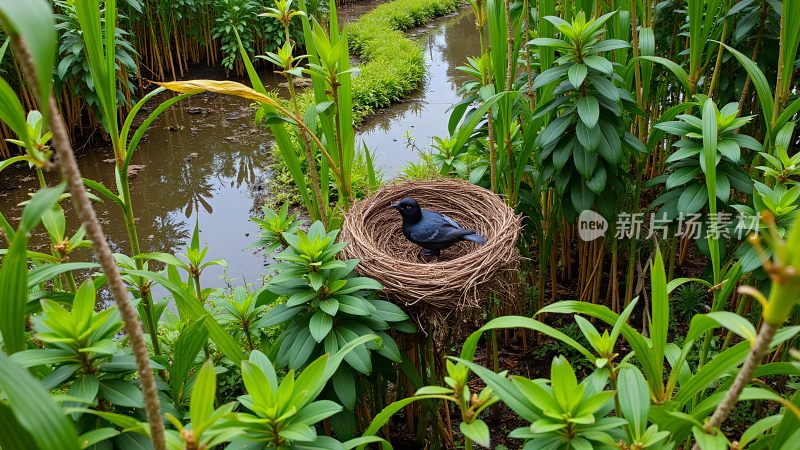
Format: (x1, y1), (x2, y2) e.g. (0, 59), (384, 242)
(389, 202), (399, 209)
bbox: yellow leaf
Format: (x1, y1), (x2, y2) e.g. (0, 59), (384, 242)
(156, 80), (279, 107)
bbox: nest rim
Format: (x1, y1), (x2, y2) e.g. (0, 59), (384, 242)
(339, 178), (521, 311)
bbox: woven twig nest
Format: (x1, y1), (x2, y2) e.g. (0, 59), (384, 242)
(339, 179), (521, 311)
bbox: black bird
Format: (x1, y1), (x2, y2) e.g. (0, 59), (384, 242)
(390, 197), (486, 257)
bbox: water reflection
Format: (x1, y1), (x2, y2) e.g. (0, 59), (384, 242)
(1, 91), (276, 288)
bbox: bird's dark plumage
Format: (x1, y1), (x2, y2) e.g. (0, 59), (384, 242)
(390, 197), (487, 257)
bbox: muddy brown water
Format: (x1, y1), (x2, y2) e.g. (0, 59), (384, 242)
(0, 8), (479, 289)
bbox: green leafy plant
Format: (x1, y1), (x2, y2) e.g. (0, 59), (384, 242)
(53, 0), (138, 123)
(733, 122), (800, 271)
(530, 10), (644, 221)
(216, 286), (270, 352)
(232, 336), (386, 449)
(414, 361), (499, 449)
(2, 110), (52, 185)
(501, 356), (625, 449)
(213, 0), (261, 71)
(165, 360), (241, 450)
(258, 37), (328, 225)
(10, 279), (164, 447)
(136, 220), (226, 303)
(259, 221), (414, 412)
(66, 0), (203, 354)
(0, 353), (81, 450)
(673, 283), (709, 324)
(251, 203), (304, 252)
(259, 0), (306, 41)
(649, 97), (756, 220)
(0, 183), (66, 354)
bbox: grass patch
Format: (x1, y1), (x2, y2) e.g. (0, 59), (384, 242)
(347, 0), (462, 121)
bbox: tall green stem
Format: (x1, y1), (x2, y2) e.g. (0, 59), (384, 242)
(287, 75), (327, 226)
(331, 83), (352, 208)
(119, 174), (160, 355)
(35, 167), (46, 188)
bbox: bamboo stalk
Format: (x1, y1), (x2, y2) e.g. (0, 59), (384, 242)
(737, 2), (768, 115)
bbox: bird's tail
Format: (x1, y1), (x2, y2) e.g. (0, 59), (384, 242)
(463, 232), (487, 245)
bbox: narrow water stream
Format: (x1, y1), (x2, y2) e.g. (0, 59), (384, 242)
(0, 7), (479, 288)
(358, 11), (478, 175)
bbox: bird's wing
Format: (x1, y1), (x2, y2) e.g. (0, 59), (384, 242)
(422, 210), (463, 229)
(410, 226), (475, 244)
(410, 213), (474, 244)
(439, 212), (464, 230)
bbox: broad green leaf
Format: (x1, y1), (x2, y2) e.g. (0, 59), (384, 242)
(190, 360), (216, 431)
(279, 422), (316, 443)
(677, 184), (708, 214)
(414, 386), (453, 395)
(332, 364), (356, 410)
(98, 380), (143, 408)
(460, 316), (595, 362)
(568, 63), (588, 88)
(0, 183), (65, 353)
(627, 56), (690, 93)
(460, 419), (490, 448)
(454, 358), (540, 423)
(692, 426), (729, 450)
(618, 366), (649, 438)
(0, 79), (31, 151)
(650, 247), (669, 373)
(27, 262), (99, 288)
(550, 356), (578, 411)
(0, 403), (41, 449)
(170, 318), (208, 403)
(717, 41), (773, 134)
(665, 167), (700, 190)
(0, 353), (80, 450)
(241, 360), (275, 407)
(74, 0), (118, 136)
(704, 311), (757, 343)
(584, 55), (613, 75)
(308, 311), (333, 342)
(701, 98), (720, 281)
(577, 95), (599, 128)
(293, 400), (342, 425)
(0, 0), (56, 121)
(77, 428), (119, 449)
(512, 376), (559, 413)
(293, 353), (329, 410)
